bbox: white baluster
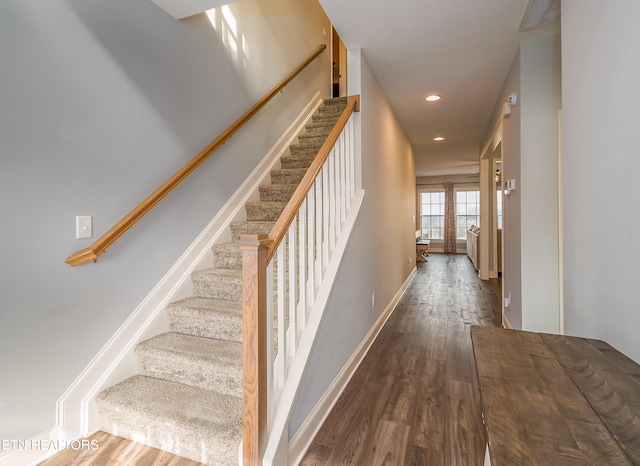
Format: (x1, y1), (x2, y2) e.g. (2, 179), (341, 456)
(307, 188), (315, 309)
(328, 150), (336, 252)
(277, 240), (286, 387)
(287, 219), (297, 359)
(298, 199), (307, 339)
(315, 174), (323, 284)
(322, 164), (330, 269)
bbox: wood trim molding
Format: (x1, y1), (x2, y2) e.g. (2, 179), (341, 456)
(238, 234), (273, 465)
(65, 44), (327, 267)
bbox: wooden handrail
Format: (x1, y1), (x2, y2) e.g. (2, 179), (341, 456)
(265, 95), (360, 264)
(65, 44), (327, 266)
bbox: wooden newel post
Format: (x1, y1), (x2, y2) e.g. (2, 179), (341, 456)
(237, 233), (273, 466)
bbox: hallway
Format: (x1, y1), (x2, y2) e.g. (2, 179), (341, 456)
(301, 253), (501, 465)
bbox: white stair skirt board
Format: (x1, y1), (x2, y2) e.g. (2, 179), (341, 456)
(286, 265), (418, 466)
(54, 92), (325, 444)
(261, 190), (366, 466)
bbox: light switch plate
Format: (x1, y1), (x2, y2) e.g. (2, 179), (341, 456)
(76, 216), (92, 239)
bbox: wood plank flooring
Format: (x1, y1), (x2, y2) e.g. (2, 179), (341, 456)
(37, 430), (204, 465)
(301, 253), (501, 466)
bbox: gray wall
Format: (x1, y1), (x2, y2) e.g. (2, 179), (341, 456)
(520, 34), (561, 332)
(481, 34), (561, 332)
(482, 35), (562, 333)
(289, 49), (416, 436)
(562, 0), (640, 362)
(486, 49), (523, 329)
(0, 0), (330, 441)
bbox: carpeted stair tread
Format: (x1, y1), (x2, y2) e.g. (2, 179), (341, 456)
(289, 141), (324, 156)
(296, 134), (329, 146)
(312, 108), (344, 121)
(245, 201), (288, 221)
(323, 96), (348, 106)
(167, 297), (242, 342)
(270, 168), (308, 185)
(136, 333), (242, 395)
(192, 268), (242, 301)
(317, 106), (345, 117)
(302, 124), (333, 137)
(280, 153), (317, 169)
(305, 120), (337, 133)
(211, 242), (242, 269)
(96, 375), (241, 466)
(258, 184), (298, 202)
(229, 220), (277, 241)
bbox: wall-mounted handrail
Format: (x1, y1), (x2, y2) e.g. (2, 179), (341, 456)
(238, 95), (360, 465)
(65, 44), (327, 266)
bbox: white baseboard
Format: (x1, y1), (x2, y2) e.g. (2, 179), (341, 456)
(55, 92), (325, 438)
(287, 267), (417, 465)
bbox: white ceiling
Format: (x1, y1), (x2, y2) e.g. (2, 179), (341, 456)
(318, 0), (560, 176)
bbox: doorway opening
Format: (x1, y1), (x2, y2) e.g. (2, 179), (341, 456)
(331, 27), (347, 98)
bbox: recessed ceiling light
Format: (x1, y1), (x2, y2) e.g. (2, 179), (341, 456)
(425, 95), (441, 102)
(434, 136), (445, 141)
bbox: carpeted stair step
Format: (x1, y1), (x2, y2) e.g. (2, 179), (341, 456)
(318, 104), (345, 116)
(229, 220), (276, 241)
(312, 104), (345, 120)
(192, 268), (242, 301)
(259, 184), (298, 202)
(280, 152), (317, 170)
(245, 201), (288, 221)
(270, 168), (308, 185)
(297, 133), (330, 146)
(305, 118), (339, 133)
(211, 242), (242, 269)
(289, 142), (323, 158)
(312, 112), (341, 124)
(96, 375), (241, 466)
(167, 297), (242, 342)
(323, 96), (348, 107)
(136, 333), (242, 396)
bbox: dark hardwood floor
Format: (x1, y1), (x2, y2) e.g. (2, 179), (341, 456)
(301, 253), (501, 466)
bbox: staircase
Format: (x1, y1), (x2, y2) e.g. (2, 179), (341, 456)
(95, 97), (347, 465)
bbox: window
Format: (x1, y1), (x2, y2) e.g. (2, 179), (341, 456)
(420, 191), (444, 239)
(456, 190), (480, 239)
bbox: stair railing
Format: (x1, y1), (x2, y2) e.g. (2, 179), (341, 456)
(65, 44), (327, 267)
(238, 95), (360, 465)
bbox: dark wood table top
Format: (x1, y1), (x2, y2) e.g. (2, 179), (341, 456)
(471, 326), (640, 465)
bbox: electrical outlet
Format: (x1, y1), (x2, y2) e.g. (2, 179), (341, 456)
(408, 257), (412, 265)
(371, 292), (375, 308)
(504, 293), (511, 308)
(76, 216), (92, 239)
